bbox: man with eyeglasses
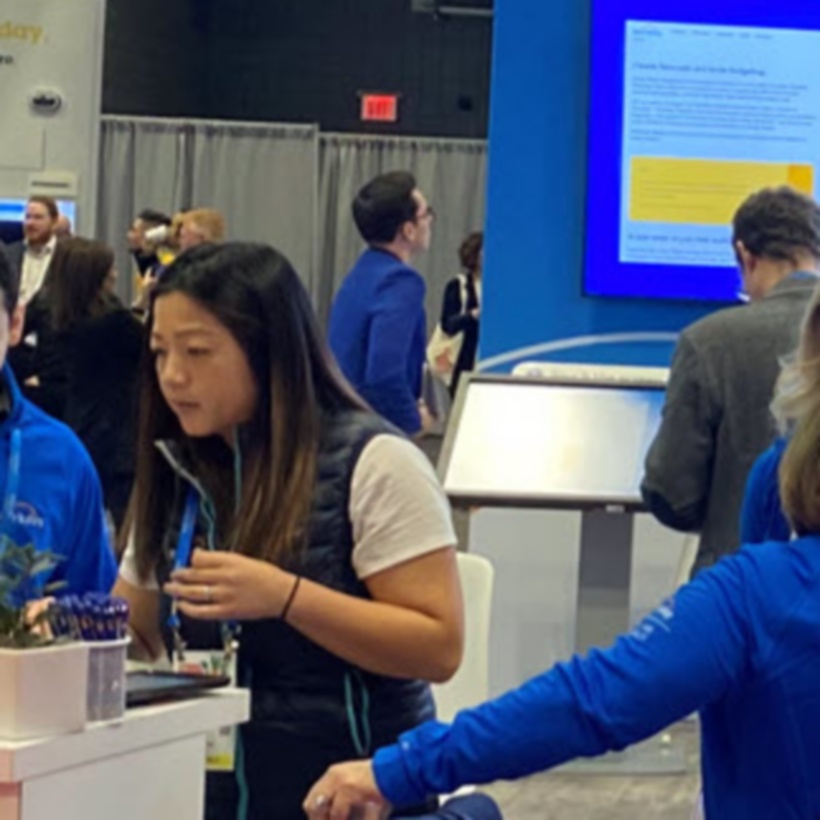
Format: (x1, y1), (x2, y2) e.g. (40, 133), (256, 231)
(329, 171), (435, 435)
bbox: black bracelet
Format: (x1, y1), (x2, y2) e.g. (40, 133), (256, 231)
(280, 575), (302, 622)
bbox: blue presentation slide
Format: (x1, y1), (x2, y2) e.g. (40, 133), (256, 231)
(585, 1), (820, 302)
(0, 199), (76, 226)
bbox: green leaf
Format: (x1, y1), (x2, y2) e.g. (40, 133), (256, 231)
(0, 540), (66, 649)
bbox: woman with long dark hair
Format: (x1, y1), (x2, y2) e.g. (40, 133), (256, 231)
(24, 237), (143, 530)
(113, 242), (463, 820)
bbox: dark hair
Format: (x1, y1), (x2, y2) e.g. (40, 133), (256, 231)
(27, 196), (59, 221)
(132, 242), (367, 580)
(733, 187), (820, 265)
(352, 171), (418, 244)
(47, 238), (115, 332)
(137, 209), (172, 228)
(0, 246), (19, 313)
(459, 231), (483, 274)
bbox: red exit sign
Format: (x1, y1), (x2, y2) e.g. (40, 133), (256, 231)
(361, 93), (399, 123)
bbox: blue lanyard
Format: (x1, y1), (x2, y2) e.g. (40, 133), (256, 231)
(0, 429), (22, 556)
(4, 428), (22, 522)
(167, 487), (238, 636)
(174, 487), (200, 573)
(167, 487), (199, 633)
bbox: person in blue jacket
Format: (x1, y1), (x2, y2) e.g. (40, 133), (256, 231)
(328, 172), (434, 436)
(305, 380), (820, 819)
(739, 436), (789, 544)
(0, 246), (117, 595)
(739, 279), (820, 545)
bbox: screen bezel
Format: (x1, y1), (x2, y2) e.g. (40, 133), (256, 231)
(438, 371), (664, 511)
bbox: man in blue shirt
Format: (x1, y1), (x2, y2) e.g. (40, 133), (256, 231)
(328, 172), (434, 435)
(0, 247), (116, 595)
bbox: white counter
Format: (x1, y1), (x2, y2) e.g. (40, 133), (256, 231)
(0, 689), (249, 820)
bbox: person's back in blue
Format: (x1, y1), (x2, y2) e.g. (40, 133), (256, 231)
(0, 249), (116, 597)
(329, 172), (434, 436)
(740, 436), (790, 543)
(739, 279), (820, 546)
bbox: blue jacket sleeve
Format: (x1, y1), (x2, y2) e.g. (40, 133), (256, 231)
(361, 270), (425, 434)
(60, 453), (118, 594)
(739, 439), (790, 545)
(374, 555), (752, 807)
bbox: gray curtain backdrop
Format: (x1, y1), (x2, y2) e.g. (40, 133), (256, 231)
(97, 117), (487, 326)
(317, 132), (488, 326)
(98, 116), (318, 301)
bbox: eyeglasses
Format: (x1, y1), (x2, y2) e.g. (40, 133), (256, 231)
(415, 206), (435, 223)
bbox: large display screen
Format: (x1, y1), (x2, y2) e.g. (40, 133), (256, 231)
(440, 376), (665, 506)
(0, 199), (77, 227)
(585, 1), (820, 302)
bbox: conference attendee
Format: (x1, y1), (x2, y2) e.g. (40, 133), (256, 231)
(305, 399), (820, 819)
(4, 196), (60, 304)
(437, 231), (482, 397)
(54, 215), (72, 240)
(642, 186), (820, 573)
(737, 274), (820, 545)
(0, 245), (117, 594)
(177, 208), (227, 251)
(23, 239), (143, 531)
(329, 172), (434, 435)
(113, 243), (463, 820)
(127, 208), (173, 277)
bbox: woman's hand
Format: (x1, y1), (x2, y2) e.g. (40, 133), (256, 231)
(303, 760), (389, 820)
(164, 549), (296, 621)
(25, 597), (55, 639)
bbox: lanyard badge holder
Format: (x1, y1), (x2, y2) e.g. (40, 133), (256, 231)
(168, 487), (240, 772)
(168, 488), (199, 666)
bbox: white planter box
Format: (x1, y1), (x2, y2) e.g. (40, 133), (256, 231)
(0, 642), (89, 740)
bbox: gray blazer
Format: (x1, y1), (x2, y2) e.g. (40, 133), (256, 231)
(642, 273), (818, 573)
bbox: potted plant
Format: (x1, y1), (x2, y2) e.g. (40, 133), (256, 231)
(0, 542), (89, 740)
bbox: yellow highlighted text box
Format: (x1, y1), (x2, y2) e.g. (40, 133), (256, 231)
(629, 158), (814, 226)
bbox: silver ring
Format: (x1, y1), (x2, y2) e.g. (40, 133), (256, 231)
(203, 585), (213, 603)
(314, 794), (328, 808)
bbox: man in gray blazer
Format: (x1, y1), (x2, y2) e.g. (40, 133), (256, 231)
(642, 187), (820, 573)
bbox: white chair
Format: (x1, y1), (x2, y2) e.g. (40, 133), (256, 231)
(674, 534), (701, 590)
(433, 552), (494, 723)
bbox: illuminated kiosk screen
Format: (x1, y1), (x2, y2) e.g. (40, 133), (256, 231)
(441, 378), (665, 507)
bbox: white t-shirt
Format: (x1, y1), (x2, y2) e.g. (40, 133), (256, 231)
(119, 434), (456, 590)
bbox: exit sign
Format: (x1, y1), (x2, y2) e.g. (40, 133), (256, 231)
(361, 93), (399, 123)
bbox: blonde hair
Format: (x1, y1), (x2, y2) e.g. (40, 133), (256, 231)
(771, 283), (820, 434)
(780, 393), (820, 535)
(181, 208), (227, 243)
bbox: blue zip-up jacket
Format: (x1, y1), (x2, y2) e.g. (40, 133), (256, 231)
(739, 437), (790, 544)
(375, 537), (820, 818)
(328, 249), (426, 434)
(0, 365), (116, 595)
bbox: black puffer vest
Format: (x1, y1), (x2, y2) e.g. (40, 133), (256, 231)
(158, 409), (436, 819)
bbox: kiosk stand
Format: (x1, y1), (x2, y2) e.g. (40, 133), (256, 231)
(439, 369), (688, 774)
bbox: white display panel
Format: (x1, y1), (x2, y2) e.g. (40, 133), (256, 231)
(441, 378), (664, 506)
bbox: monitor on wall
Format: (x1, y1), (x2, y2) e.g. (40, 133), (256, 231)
(0, 199), (77, 231)
(584, 0), (820, 302)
